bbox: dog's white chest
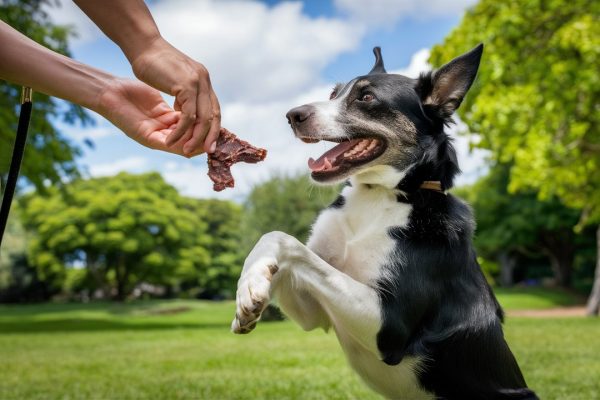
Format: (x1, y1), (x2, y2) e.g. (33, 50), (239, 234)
(307, 184), (411, 284)
(306, 185), (431, 399)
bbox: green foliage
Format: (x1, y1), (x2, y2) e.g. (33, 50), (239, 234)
(430, 0), (600, 223)
(241, 173), (340, 252)
(0, 300), (598, 399)
(19, 173), (242, 299)
(468, 165), (581, 257)
(458, 165), (591, 287)
(0, 207), (54, 302)
(0, 208), (26, 287)
(0, 0), (91, 189)
(181, 198), (244, 298)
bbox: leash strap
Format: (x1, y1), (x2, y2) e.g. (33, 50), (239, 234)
(0, 87), (32, 248)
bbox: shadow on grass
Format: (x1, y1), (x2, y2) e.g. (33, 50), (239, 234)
(0, 318), (230, 334)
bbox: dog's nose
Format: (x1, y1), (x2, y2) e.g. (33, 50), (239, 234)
(286, 105), (313, 125)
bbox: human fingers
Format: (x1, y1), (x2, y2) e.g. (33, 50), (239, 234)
(173, 98), (182, 112)
(165, 87), (196, 146)
(202, 89), (222, 153)
(182, 83), (212, 156)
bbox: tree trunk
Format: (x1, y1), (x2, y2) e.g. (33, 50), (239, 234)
(545, 247), (574, 287)
(86, 252), (109, 299)
(498, 251), (516, 287)
(540, 230), (575, 288)
(585, 225), (600, 316)
(115, 254), (127, 302)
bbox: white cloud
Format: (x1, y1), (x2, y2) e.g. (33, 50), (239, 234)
(58, 111), (119, 143)
(80, 126), (117, 140)
(161, 161), (266, 202)
(157, 47), (486, 199)
(151, 0), (365, 103)
(446, 120), (489, 186)
(44, 1), (103, 46)
(48, 1), (485, 198)
(390, 48), (431, 78)
(334, 0), (478, 26)
(89, 156), (149, 177)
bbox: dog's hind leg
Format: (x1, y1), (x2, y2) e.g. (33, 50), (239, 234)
(231, 231), (382, 355)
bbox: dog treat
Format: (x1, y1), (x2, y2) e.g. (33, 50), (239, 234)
(207, 128), (267, 191)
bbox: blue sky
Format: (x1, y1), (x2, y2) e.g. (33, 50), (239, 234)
(47, 0), (484, 201)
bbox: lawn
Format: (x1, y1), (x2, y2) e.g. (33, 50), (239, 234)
(0, 289), (598, 400)
(494, 286), (585, 310)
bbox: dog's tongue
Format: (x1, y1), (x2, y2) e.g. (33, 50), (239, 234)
(308, 139), (360, 172)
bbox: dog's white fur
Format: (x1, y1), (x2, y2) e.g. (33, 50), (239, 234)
(308, 85), (351, 139)
(232, 170), (433, 399)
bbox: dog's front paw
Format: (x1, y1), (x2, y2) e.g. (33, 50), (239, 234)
(231, 257), (279, 334)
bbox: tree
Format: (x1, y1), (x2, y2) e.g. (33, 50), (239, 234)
(240, 173), (339, 321)
(0, 0), (90, 190)
(19, 173), (216, 300)
(0, 208), (26, 286)
(180, 198), (244, 298)
(430, 0), (600, 313)
(458, 165), (583, 287)
(241, 173), (340, 253)
(0, 207), (56, 302)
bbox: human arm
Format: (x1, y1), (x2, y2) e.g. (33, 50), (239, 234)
(73, 0), (221, 155)
(0, 20), (201, 157)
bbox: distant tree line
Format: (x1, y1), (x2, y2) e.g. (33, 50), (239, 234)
(455, 165), (596, 291)
(3, 168), (598, 303)
(1, 0), (598, 311)
(0, 173), (337, 302)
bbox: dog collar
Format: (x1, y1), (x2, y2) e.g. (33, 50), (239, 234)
(419, 181), (446, 194)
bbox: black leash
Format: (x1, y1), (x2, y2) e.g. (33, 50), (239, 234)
(0, 87), (32, 248)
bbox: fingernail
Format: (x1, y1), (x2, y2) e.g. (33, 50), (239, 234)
(209, 141), (217, 153)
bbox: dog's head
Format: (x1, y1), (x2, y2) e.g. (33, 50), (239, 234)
(286, 44), (483, 190)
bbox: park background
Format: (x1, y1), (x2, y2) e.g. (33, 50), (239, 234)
(1, 0), (599, 399)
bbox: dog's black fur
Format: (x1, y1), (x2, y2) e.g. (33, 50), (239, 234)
(332, 45), (538, 399)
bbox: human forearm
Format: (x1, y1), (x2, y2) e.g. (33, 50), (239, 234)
(74, 0), (222, 155)
(0, 20), (113, 112)
(73, 0), (162, 64)
(0, 21), (203, 158)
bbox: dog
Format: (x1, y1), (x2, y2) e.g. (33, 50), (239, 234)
(231, 44), (538, 400)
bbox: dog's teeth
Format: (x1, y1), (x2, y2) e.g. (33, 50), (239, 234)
(355, 140), (369, 152)
(324, 157), (332, 170)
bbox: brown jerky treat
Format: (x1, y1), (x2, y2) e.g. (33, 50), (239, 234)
(207, 128), (267, 191)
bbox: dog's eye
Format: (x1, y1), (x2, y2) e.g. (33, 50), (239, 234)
(329, 90), (337, 100)
(361, 94), (374, 102)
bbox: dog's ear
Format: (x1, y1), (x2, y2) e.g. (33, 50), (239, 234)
(369, 47), (387, 75)
(416, 43), (483, 119)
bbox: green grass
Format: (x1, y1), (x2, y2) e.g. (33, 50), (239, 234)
(0, 290), (598, 400)
(494, 286), (584, 310)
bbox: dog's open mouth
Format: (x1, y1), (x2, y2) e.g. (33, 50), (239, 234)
(303, 137), (386, 179)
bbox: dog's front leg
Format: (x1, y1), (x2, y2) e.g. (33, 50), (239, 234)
(232, 231), (381, 355)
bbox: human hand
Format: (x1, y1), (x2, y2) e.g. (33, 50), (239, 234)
(96, 78), (205, 157)
(129, 38), (221, 156)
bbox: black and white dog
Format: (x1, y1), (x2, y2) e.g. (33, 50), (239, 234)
(231, 45), (538, 400)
